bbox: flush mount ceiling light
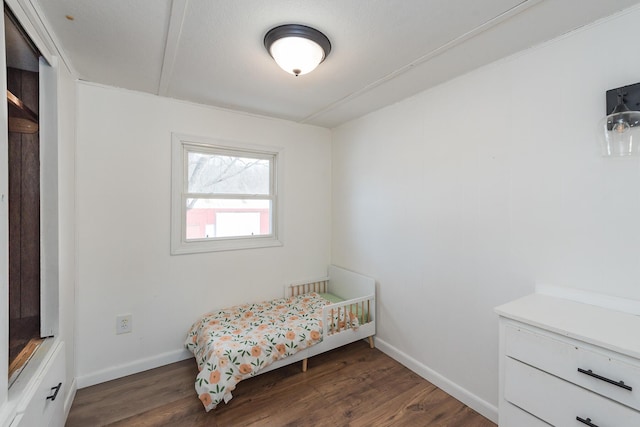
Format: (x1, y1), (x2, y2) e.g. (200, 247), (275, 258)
(264, 24), (331, 76)
(600, 83), (640, 156)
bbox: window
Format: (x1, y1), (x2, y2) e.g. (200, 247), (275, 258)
(171, 134), (283, 254)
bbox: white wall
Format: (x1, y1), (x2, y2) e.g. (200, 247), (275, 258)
(332, 6), (640, 422)
(75, 83), (332, 386)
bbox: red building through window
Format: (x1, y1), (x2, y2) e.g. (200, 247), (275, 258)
(186, 207), (270, 239)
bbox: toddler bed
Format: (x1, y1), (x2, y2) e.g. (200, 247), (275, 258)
(185, 265), (376, 411)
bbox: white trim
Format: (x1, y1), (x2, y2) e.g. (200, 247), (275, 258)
(39, 56), (60, 338)
(535, 284), (640, 316)
(171, 235), (283, 255)
(63, 378), (77, 422)
(7, 0), (77, 76)
(374, 337), (498, 424)
(5, 0), (53, 63)
(76, 349), (193, 389)
(170, 133), (284, 255)
(0, 4), (9, 409)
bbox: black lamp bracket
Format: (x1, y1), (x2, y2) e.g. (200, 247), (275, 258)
(264, 24), (332, 61)
(606, 82), (640, 114)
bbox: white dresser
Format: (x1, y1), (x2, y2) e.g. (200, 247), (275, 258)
(496, 294), (640, 426)
(5, 340), (66, 427)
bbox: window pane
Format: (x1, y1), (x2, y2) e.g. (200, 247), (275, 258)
(186, 198), (272, 239)
(187, 152), (270, 195)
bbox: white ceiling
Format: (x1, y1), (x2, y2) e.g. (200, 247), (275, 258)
(30, 0), (640, 128)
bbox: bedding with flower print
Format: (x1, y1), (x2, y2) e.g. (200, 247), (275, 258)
(185, 292), (354, 411)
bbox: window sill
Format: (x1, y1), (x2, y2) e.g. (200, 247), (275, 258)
(170, 236), (283, 255)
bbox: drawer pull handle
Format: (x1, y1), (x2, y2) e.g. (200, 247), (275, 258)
(46, 382), (62, 401)
(577, 368), (632, 391)
(576, 416), (599, 427)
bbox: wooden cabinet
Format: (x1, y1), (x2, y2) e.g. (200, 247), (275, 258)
(496, 294), (640, 426)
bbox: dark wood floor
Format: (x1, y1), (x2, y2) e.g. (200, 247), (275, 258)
(66, 341), (495, 426)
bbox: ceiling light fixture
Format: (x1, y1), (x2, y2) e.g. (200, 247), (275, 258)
(600, 83), (640, 156)
(264, 24), (331, 77)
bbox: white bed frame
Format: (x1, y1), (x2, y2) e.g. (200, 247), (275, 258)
(259, 265), (376, 375)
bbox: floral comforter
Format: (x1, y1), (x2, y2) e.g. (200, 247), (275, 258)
(185, 292), (336, 411)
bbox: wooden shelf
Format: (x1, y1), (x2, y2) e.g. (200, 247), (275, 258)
(7, 89), (38, 134)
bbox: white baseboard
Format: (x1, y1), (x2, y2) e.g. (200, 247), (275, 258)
(374, 338), (498, 424)
(535, 284), (640, 316)
(76, 348), (193, 389)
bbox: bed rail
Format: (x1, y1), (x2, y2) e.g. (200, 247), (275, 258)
(284, 266), (376, 352)
(287, 278), (330, 296)
(277, 267), (376, 372)
(285, 282), (374, 334)
(323, 295), (374, 335)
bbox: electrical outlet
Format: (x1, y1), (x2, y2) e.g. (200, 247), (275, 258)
(116, 314), (132, 334)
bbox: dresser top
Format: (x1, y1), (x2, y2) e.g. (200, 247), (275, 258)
(495, 294), (640, 360)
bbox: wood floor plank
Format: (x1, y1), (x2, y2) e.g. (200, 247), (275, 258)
(66, 341), (495, 427)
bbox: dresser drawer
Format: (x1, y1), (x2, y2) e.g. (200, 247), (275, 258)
(505, 357), (640, 426)
(501, 401), (550, 427)
(14, 341), (66, 427)
(505, 324), (640, 411)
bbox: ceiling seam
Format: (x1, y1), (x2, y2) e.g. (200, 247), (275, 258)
(300, 0), (543, 125)
(158, 0), (189, 96)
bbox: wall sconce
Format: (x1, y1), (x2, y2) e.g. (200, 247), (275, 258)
(264, 24), (331, 76)
(600, 82), (640, 156)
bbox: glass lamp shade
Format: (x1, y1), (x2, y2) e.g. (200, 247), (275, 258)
(264, 24), (331, 76)
(600, 109), (640, 156)
(268, 36), (325, 76)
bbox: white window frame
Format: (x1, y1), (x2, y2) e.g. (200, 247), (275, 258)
(171, 133), (283, 254)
